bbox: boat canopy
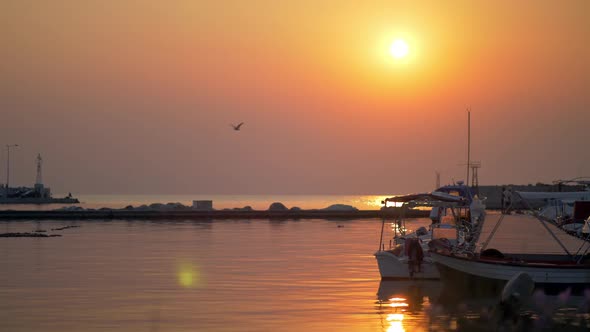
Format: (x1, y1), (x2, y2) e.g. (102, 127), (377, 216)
(383, 192), (467, 204)
(433, 184), (475, 203)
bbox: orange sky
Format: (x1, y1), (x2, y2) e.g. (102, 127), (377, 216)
(1, 1), (589, 194)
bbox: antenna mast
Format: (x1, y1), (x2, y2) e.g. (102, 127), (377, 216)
(435, 171), (441, 189)
(466, 109), (471, 186)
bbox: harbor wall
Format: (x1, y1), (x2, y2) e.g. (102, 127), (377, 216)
(477, 184), (585, 209)
(0, 198), (80, 204)
(0, 208), (430, 221)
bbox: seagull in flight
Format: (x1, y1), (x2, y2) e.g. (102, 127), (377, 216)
(231, 122), (244, 131)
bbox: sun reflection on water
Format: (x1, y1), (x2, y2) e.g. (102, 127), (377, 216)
(386, 297), (408, 332)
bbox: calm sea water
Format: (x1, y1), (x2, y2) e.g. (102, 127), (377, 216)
(1, 217), (589, 331)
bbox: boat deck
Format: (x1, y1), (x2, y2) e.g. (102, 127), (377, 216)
(476, 212), (590, 257)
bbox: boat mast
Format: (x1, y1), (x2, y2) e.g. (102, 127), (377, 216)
(466, 109), (470, 186)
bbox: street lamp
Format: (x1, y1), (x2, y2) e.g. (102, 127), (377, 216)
(5, 144), (19, 197)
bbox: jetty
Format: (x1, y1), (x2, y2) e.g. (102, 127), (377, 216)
(0, 208), (429, 221)
(0, 197), (79, 204)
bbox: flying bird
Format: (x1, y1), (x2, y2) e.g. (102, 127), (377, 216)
(231, 122), (244, 131)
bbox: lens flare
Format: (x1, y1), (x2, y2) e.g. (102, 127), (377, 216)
(177, 263), (202, 288)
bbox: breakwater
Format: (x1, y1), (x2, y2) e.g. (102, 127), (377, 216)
(0, 197), (80, 204)
(0, 208), (429, 221)
(477, 184), (586, 209)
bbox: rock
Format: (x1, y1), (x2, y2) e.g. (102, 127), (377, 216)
(164, 202), (187, 210)
(321, 204), (358, 212)
(54, 206), (84, 211)
(290, 206), (302, 211)
(148, 203), (165, 210)
(0, 232), (62, 238)
(233, 206), (253, 211)
(124, 205), (134, 210)
(268, 202), (288, 211)
(51, 225), (80, 231)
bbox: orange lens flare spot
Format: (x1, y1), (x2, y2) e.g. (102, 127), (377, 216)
(177, 263), (202, 288)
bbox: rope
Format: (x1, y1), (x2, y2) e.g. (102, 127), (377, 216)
(480, 213), (505, 252)
(378, 215), (385, 251)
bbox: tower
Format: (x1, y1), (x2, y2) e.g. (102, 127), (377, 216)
(34, 154), (48, 198)
(35, 154), (43, 186)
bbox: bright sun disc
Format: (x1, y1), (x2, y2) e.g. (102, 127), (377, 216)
(389, 39), (409, 59)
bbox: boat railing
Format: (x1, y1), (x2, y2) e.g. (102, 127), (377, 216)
(377, 196), (468, 252)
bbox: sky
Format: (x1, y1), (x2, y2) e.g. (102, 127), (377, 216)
(1, 1), (589, 195)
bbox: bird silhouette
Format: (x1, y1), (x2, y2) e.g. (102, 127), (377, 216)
(231, 122), (244, 131)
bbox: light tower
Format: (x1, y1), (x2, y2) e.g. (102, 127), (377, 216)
(35, 154), (43, 186)
(34, 153), (46, 197)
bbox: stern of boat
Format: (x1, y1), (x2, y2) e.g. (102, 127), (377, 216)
(375, 250), (439, 280)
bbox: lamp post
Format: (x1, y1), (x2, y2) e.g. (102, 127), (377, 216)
(5, 144), (19, 197)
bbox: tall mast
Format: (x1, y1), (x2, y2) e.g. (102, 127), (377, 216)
(466, 109), (471, 186)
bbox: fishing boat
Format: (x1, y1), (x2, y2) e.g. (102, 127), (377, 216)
(430, 210), (590, 289)
(374, 190), (485, 280)
(516, 191), (590, 236)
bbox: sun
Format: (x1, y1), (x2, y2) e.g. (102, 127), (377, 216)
(389, 39), (409, 59)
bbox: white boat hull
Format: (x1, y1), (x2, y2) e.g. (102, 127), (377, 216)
(374, 251), (440, 280)
(431, 252), (590, 285)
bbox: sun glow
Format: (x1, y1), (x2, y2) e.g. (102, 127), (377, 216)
(389, 39), (409, 59)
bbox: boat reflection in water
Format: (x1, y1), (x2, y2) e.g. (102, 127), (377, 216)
(376, 280), (590, 331)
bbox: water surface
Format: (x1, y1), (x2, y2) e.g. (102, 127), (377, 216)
(1, 218), (588, 331)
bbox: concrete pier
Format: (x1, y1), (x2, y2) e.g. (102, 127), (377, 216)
(0, 208), (429, 221)
(0, 198), (80, 204)
(477, 184), (585, 209)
